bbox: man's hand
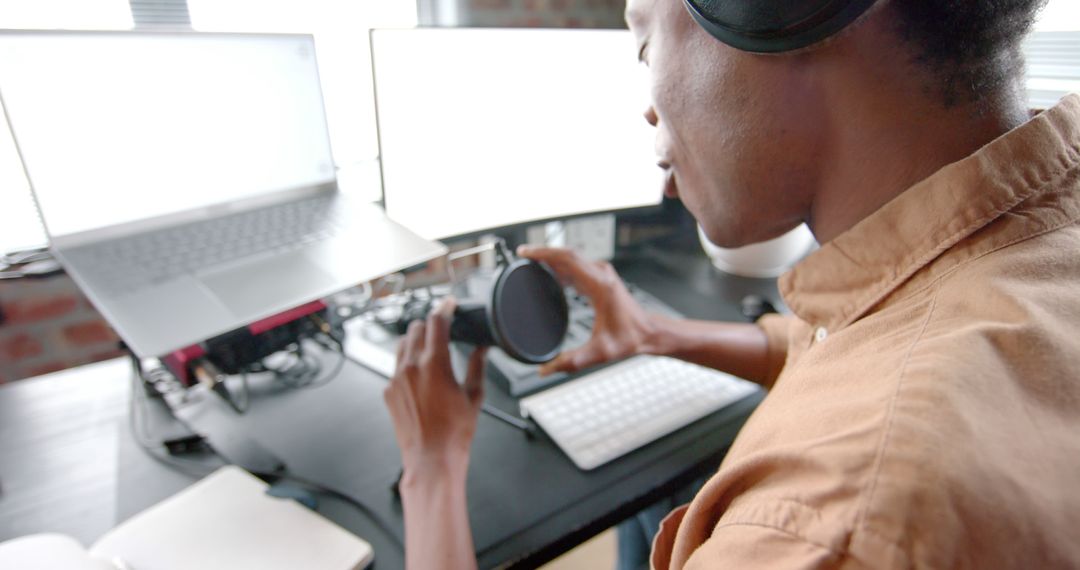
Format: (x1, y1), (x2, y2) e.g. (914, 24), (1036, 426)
(384, 297), (488, 486)
(384, 298), (486, 570)
(518, 245), (658, 376)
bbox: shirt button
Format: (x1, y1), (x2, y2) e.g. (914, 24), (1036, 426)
(814, 327), (828, 343)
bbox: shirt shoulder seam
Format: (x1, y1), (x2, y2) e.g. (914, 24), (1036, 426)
(711, 519), (843, 557)
(714, 499), (912, 568)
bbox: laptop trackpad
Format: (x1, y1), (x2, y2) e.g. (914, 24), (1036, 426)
(198, 249), (334, 319)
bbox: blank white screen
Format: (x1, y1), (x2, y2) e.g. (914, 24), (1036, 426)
(0, 32), (335, 238)
(371, 28), (662, 240)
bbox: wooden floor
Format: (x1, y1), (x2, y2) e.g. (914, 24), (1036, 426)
(0, 359), (129, 546)
(1, 359), (623, 568)
(540, 528), (617, 570)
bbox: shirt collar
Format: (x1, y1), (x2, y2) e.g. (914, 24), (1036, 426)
(780, 93), (1080, 331)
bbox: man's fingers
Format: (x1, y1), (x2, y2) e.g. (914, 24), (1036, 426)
(423, 296), (457, 369)
(465, 347), (488, 405)
(516, 245), (579, 275)
(517, 246), (604, 293)
(538, 351), (577, 376)
(538, 344), (609, 376)
(399, 319), (426, 375)
(394, 331), (408, 376)
(383, 385), (411, 431)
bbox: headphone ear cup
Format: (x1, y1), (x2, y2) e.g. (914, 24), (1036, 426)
(682, 0), (878, 53)
(488, 260), (568, 364)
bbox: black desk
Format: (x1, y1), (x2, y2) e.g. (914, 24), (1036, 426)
(0, 248), (777, 569)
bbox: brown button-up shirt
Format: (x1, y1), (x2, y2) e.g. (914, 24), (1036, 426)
(652, 94), (1080, 569)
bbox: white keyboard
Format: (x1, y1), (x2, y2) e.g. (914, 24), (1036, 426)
(519, 355), (759, 470)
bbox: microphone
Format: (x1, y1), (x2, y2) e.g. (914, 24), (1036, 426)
(396, 247), (569, 364)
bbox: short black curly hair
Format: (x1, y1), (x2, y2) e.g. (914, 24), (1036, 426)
(891, 0), (1048, 107)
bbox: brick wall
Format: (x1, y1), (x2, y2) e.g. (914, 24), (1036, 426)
(0, 274), (124, 384)
(448, 0), (626, 28)
(0, 251), (481, 384)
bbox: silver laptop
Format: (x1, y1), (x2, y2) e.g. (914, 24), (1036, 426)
(0, 30), (446, 358)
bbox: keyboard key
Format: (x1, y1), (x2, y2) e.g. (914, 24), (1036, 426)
(75, 195), (338, 296)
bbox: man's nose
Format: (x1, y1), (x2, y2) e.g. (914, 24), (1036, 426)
(643, 105), (658, 127)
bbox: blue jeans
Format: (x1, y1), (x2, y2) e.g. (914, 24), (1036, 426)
(615, 477), (706, 570)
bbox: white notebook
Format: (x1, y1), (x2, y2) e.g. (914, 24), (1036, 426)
(0, 466), (373, 570)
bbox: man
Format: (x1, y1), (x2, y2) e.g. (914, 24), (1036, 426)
(383, 0), (1080, 566)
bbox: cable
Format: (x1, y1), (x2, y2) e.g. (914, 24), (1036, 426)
(1, 245), (50, 265)
(302, 333), (347, 389)
(375, 272), (406, 297)
(230, 372), (251, 413)
(251, 469), (402, 550)
(194, 359), (251, 414)
(126, 353), (404, 550)
(0, 247), (63, 279)
(249, 333), (346, 391)
(128, 360), (226, 478)
(259, 346), (322, 389)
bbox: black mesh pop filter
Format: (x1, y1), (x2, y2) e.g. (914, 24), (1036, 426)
(446, 259), (569, 364)
(488, 260), (569, 364)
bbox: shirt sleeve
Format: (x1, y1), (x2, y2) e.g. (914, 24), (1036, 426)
(681, 523), (859, 570)
(755, 313), (793, 389)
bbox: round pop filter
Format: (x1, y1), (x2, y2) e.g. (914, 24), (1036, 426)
(488, 260), (569, 364)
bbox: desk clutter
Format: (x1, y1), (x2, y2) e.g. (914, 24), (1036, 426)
(0, 250), (770, 569)
(345, 273), (762, 470)
(0, 466), (373, 570)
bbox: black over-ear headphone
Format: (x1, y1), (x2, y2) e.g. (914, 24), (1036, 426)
(682, 0), (878, 53)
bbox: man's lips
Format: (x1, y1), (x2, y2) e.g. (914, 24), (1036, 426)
(658, 161), (677, 199)
(662, 170), (678, 199)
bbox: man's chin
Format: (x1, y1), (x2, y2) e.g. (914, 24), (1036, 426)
(698, 223), (749, 249)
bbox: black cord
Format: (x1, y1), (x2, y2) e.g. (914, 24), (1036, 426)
(248, 334), (346, 390)
(251, 469), (402, 550)
(260, 349), (321, 389)
(128, 362), (227, 478)
(303, 333), (346, 389)
(223, 372), (251, 413)
(126, 354), (404, 550)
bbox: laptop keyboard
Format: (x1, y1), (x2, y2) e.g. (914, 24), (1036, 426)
(74, 195), (343, 296)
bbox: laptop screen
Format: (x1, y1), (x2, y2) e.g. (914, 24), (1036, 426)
(0, 32), (335, 239)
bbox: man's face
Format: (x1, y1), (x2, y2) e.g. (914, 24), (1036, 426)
(627, 0), (824, 247)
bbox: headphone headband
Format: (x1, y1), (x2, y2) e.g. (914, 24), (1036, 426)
(683, 0), (878, 53)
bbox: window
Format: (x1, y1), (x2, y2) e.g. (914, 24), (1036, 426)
(1025, 0), (1080, 108)
(0, 0), (132, 31)
(0, 0), (133, 254)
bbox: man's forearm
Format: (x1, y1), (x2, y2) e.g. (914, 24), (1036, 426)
(400, 458), (478, 570)
(642, 315), (771, 385)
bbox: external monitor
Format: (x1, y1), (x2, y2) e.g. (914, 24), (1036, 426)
(370, 28), (663, 241)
